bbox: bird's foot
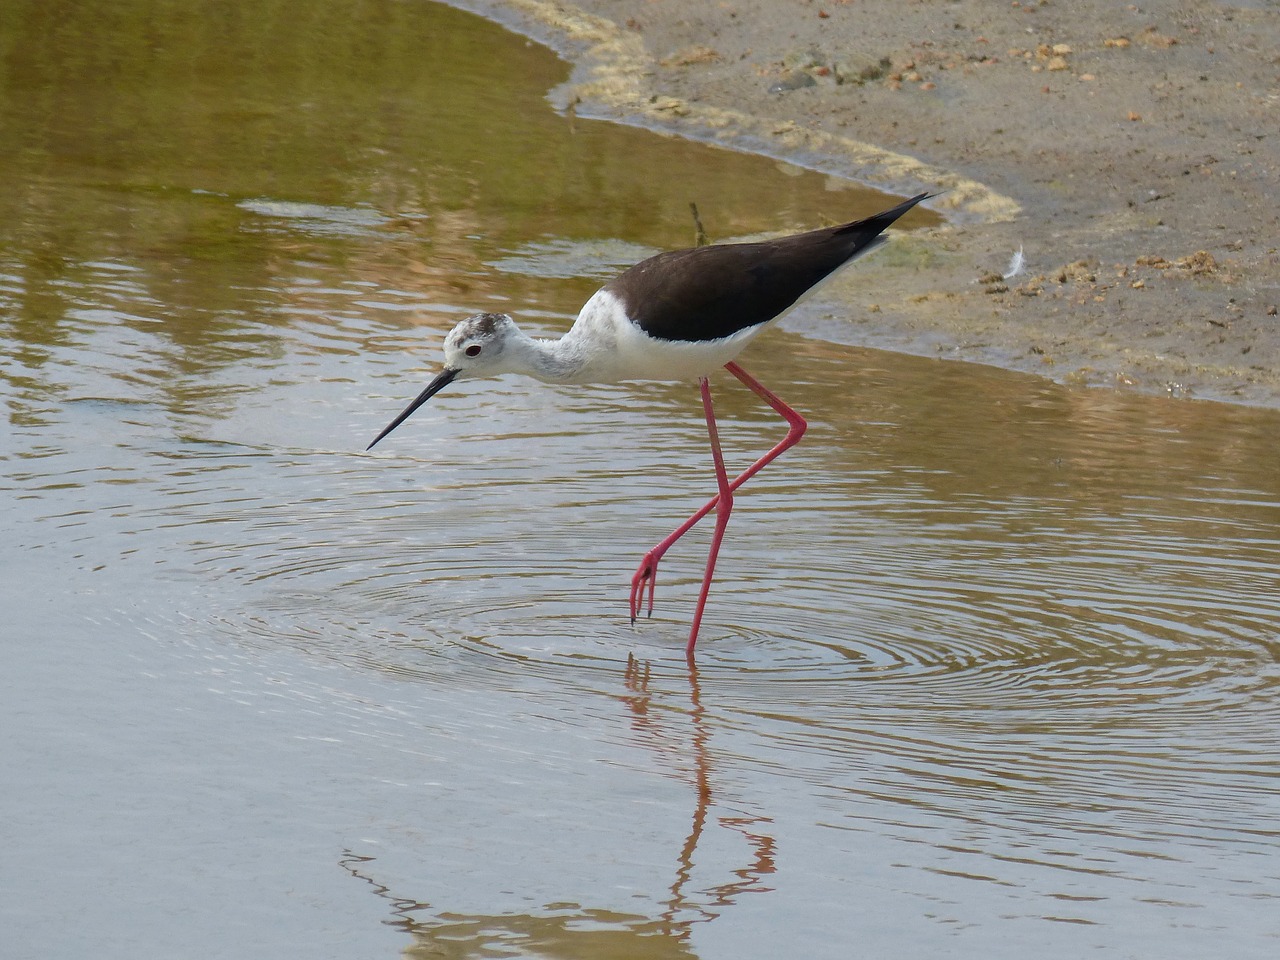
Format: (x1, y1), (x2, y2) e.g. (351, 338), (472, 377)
(629, 549), (662, 622)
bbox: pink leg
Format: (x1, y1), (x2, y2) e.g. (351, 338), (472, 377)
(687, 377), (733, 655)
(628, 361), (808, 654)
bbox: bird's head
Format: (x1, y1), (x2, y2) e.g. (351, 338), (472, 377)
(366, 313), (517, 450)
(440, 312), (518, 374)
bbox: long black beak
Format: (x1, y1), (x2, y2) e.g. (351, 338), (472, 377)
(366, 367), (459, 450)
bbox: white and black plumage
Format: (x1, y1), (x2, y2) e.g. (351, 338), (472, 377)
(368, 192), (929, 656)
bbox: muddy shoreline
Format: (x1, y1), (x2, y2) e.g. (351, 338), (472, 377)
(463, 0), (1279, 407)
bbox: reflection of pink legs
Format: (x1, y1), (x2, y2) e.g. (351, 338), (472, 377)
(627, 361), (809, 657)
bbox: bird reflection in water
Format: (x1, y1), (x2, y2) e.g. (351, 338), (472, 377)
(339, 656), (776, 957)
(622, 654), (776, 931)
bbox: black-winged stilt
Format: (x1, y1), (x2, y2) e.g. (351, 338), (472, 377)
(368, 193), (930, 656)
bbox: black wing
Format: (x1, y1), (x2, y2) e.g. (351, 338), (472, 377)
(607, 193), (929, 343)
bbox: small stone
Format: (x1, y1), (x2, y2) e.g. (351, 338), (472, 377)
(1140, 30), (1178, 48)
(660, 45), (720, 67)
(782, 48), (824, 71)
(1052, 43), (1073, 55)
(834, 54), (891, 84)
(1057, 261), (1097, 283)
(1047, 56), (1070, 71)
(1176, 250), (1218, 274)
(653, 99), (689, 116)
(768, 71), (817, 94)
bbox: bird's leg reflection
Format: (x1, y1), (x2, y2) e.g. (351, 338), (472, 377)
(664, 658), (714, 927)
(707, 816), (777, 904)
(337, 849), (433, 933)
(336, 662), (776, 957)
(622, 653), (653, 719)
(622, 655), (777, 932)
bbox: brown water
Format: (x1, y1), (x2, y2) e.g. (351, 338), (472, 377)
(3, 2), (1279, 958)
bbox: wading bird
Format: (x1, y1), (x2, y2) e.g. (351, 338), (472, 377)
(368, 193), (929, 656)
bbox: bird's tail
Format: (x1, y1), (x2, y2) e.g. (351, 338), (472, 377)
(837, 192), (932, 241)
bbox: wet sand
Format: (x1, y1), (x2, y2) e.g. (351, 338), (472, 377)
(477, 0), (1280, 406)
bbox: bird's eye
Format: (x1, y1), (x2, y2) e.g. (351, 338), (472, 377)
(465, 344), (482, 357)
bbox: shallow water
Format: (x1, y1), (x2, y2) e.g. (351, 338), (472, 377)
(3, 2), (1279, 958)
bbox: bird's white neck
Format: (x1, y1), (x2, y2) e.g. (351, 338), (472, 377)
(499, 323), (592, 384)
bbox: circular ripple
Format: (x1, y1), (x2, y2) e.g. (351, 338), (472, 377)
(151, 449), (1280, 723)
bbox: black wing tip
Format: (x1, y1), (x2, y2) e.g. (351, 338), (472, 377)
(839, 191), (934, 236)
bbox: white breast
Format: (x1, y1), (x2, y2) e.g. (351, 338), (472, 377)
(559, 289), (766, 384)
